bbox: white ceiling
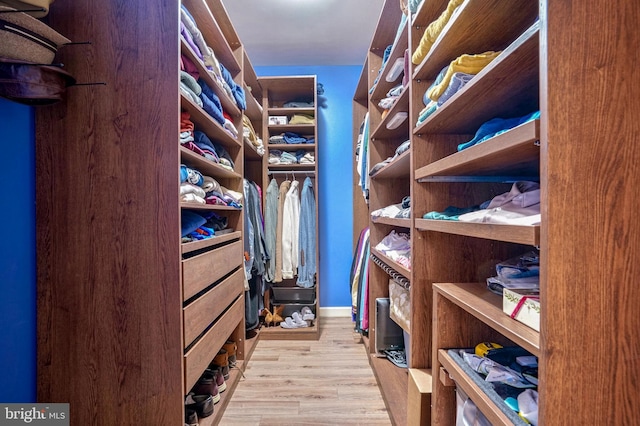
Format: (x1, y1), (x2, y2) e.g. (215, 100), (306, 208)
(223, 0), (385, 67)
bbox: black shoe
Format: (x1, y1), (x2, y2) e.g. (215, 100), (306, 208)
(185, 393), (214, 418)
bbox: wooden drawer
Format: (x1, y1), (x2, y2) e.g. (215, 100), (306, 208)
(183, 268), (244, 348)
(182, 240), (243, 301)
(184, 296), (245, 391)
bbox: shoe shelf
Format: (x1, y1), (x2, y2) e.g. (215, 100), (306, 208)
(181, 231), (242, 255)
(415, 219), (540, 246)
(371, 217), (411, 228)
(415, 120), (540, 181)
(370, 247), (411, 280)
(180, 146), (242, 180)
(433, 282), (540, 356)
(414, 22), (540, 135)
(198, 359), (246, 426)
(412, 0), (538, 82)
(371, 88), (410, 140)
(370, 18), (407, 102)
(437, 349), (526, 426)
(370, 149), (411, 179)
(368, 352), (409, 426)
(259, 322), (320, 340)
(182, 0), (241, 74)
(181, 94), (242, 149)
(180, 37), (241, 119)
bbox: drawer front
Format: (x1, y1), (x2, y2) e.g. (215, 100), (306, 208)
(184, 296), (245, 391)
(182, 240), (243, 301)
(183, 268), (244, 348)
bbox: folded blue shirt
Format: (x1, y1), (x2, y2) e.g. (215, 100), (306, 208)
(197, 80), (225, 125)
(458, 111), (541, 152)
(283, 132), (307, 144)
(219, 63), (246, 110)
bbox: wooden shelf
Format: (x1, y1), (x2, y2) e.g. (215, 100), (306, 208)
(415, 120), (540, 180)
(413, 0), (538, 82)
(415, 219), (539, 246)
(414, 21), (539, 135)
(438, 350), (519, 426)
(181, 231), (242, 255)
(368, 353), (408, 426)
(243, 137), (262, 160)
(180, 202), (242, 211)
(370, 150), (411, 179)
(267, 163), (316, 171)
(371, 217), (411, 228)
(180, 37), (241, 118)
(182, 0), (241, 74)
(268, 124), (315, 134)
(370, 18), (408, 101)
(267, 143), (316, 150)
(369, 0), (404, 52)
(181, 94), (241, 149)
(370, 248), (411, 280)
(180, 146), (241, 179)
(268, 107), (315, 116)
(353, 57), (369, 106)
(412, 0), (450, 29)
(198, 359), (246, 426)
(433, 283), (540, 356)
(244, 90), (263, 122)
(259, 322), (320, 340)
(371, 88), (410, 140)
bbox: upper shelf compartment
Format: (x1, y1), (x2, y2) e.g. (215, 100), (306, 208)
(412, 0), (539, 82)
(415, 120), (540, 181)
(260, 76), (317, 109)
(182, 0), (241, 74)
(414, 21), (540, 135)
(370, 19), (408, 102)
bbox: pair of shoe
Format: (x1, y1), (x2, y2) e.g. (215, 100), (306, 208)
(281, 311), (308, 329)
(209, 347), (231, 380)
(185, 393), (213, 421)
(263, 305), (284, 326)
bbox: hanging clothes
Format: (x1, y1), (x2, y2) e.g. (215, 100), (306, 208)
(274, 179), (291, 283)
(296, 177), (316, 288)
(264, 178), (278, 282)
(282, 179), (300, 279)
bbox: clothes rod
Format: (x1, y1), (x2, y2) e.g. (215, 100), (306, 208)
(267, 170), (316, 176)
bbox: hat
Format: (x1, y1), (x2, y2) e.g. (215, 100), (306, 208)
(0, 0), (54, 17)
(0, 5), (69, 64)
(0, 58), (76, 105)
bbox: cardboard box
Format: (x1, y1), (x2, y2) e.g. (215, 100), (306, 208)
(502, 288), (540, 331)
(268, 115), (288, 125)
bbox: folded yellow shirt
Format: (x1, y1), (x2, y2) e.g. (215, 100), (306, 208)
(411, 0), (464, 65)
(427, 51), (501, 101)
(289, 114), (315, 125)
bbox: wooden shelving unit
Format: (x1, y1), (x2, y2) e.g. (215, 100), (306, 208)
(259, 75), (320, 340)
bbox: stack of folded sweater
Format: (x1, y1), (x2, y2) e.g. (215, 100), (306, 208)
(180, 164), (243, 208)
(242, 115), (264, 155)
(269, 132), (314, 145)
(269, 150), (315, 165)
(181, 209), (230, 242)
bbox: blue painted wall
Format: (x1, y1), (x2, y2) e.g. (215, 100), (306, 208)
(256, 65), (359, 308)
(0, 99), (36, 402)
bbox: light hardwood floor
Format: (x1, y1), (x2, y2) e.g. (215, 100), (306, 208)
(219, 316), (392, 425)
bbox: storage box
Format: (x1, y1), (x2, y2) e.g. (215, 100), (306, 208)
(502, 288), (540, 331)
(271, 285), (315, 303)
(389, 279), (410, 333)
(268, 115), (288, 125)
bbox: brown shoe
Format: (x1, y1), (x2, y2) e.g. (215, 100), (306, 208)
(223, 340), (237, 365)
(209, 366), (226, 392)
(210, 348), (229, 380)
(192, 370), (220, 404)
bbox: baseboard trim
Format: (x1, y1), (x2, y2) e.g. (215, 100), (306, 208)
(320, 307), (351, 318)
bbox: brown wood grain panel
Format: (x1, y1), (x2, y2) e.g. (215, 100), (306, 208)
(35, 1), (183, 424)
(541, 0), (640, 424)
(180, 146), (242, 179)
(415, 219), (540, 246)
(183, 268), (244, 347)
(371, 89), (411, 141)
(369, 352), (408, 426)
(370, 19), (408, 101)
(182, 240), (243, 300)
(371, 217), (411, 229)
(407, 368), (433, 426)
(184, 296), (244, 391)
(370, 150), (411, 180)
